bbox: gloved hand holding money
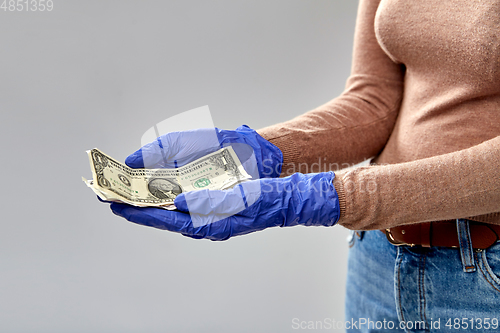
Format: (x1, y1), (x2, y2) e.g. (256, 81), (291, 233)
(125, 125), (283, 178)
(86, 125), (340, 241)
(110, 172), (341, 241)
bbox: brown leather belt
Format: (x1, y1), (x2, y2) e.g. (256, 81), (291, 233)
(383, 221), (500, 249)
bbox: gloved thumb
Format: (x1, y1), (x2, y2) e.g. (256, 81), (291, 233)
(125, 148), (145, 168)
(125, 138), (170, 169)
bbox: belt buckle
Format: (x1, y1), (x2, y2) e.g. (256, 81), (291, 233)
(385, 228), (416, 247)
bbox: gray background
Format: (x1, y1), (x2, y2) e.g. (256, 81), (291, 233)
(0, 0), (358, 332)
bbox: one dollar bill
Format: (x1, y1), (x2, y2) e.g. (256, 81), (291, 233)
(83, 146), (251, 209)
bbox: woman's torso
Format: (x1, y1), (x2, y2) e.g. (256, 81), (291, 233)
(373, 0), (500, 165)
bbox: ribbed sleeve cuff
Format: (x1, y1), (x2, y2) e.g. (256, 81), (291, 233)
(333, 172), (347, 221)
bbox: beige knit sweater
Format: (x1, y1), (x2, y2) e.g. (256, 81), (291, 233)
(258, 0), (500, 230)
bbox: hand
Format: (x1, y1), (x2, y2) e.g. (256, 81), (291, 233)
(110, 172), (340, 241)
(125, 125), (283, 179)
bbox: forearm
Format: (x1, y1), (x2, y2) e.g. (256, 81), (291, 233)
(334, 135), (500, 230)
(258, 75), (403, 175)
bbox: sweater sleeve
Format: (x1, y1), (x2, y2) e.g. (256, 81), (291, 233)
(334, 135), (500, 230)
(258, 0), (405, 176)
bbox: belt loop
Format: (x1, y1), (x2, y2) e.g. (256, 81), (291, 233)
(456, 219), (476, 273)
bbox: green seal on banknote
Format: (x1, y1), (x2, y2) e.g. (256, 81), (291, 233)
(194, 178), (211, 188)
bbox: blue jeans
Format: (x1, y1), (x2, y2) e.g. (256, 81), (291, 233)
(345, 219), (500, 333)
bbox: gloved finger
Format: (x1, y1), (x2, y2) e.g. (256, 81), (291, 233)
(173, 187), (248, 228)
(124, 147), (148, 169)
(110, 202), (236, 241)
(126, 129), (221, 169)
(125, 136), (172, 169)
(174, 188), (247, 215)
(110, 202), (194, 233)
(181, 233), (205, 239)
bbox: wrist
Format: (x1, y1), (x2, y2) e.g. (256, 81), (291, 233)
(229, 125), (283, 178)
(277, 172), (340, 228)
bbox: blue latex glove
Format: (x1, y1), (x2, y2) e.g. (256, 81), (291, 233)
(110, 172), (340, 241)
(125, 125), (283, 179)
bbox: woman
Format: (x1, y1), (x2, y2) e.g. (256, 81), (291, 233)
(110, 0), (500, 331)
